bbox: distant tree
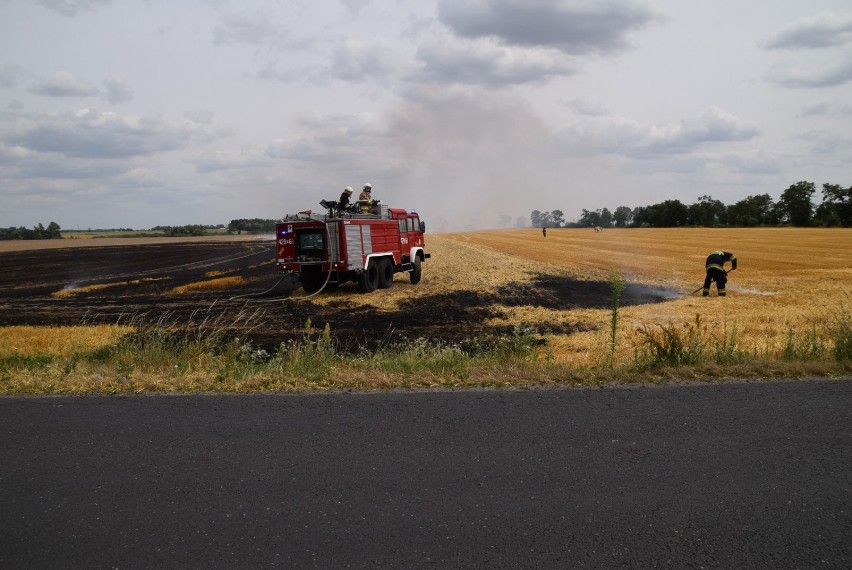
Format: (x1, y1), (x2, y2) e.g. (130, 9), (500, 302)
(0, 221), (62, 240)
(612, 206), (633, 227)
(636, 200), (688, 227)
(497, 212), (512, 228)
(550, 209), (565, 228)
(163, 225), (207, 237)
(777, 181), (815, 226)
(578, 209), (602, 228)
(726, 194), (776, 226)
(228, 219), (278, 234)
(531, 210), (563, 228)
(815, 183), (852, 227)
(687, 195), (726, 226)
(514, 216), (527, 228)
(599, 208), (613, 228)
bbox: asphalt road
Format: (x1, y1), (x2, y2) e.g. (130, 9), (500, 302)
(1, 379), (850, 569)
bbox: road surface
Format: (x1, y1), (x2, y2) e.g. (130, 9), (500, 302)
(1, 379), (850, 568)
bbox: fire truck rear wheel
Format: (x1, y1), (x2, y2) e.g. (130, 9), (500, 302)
(358, 261), (379, 293)
(377, 258), (394, 289)
(409, 256), (422, 284)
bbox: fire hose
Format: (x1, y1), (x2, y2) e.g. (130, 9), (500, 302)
(230, 221), (333, 302)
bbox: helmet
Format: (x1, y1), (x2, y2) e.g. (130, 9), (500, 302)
(344, 186), (353, 194)
(363, 183), (372, 190)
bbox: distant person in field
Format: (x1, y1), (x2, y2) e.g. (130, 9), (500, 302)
(703, 250), (737, 297)
(542, 227), (547, 237)
(338, 186), (353, 212)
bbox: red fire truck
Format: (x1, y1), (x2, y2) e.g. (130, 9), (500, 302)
(275, 201), (429, 294)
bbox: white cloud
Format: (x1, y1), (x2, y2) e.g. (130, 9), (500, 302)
(330, 40), (403, 82)
(37, 0), (112, 18)
(717, 149), (785, 175)
(797, 129), (852, 157)
(189, 148), (272, 173)
(764, 12), (852, 50)
(766, 57), (852, 88)
(341, 0), (373, 17)
(101, 75), (133, 104)
(184, 109), (215, 124)
(266, 112), (389, 168)
(415, 35), (577, 86)
(0, 63), (27, 88)
(0, 141), (128, 180)
(798, 101), (852, 116)
(763, 12), (852, 89)
(561, 98), (609, 117)
(213, 9), (285, 46)
(2, 109), (189, 158)
(559, 107), (762, 159)
(28, 72), (98, 97)
(437, 0), (662, 55)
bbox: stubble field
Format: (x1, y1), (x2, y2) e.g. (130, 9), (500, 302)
(0, 227), (850, 375)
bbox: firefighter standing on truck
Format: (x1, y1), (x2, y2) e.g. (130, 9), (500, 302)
(338, 186), (354, 212)
(357, 183), (374, 213)
(703, 250), (737, 297)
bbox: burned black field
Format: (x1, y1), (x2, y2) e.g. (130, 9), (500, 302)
(0, 240), (674, 351)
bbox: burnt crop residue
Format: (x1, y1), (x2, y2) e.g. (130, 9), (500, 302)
(0, 243), (673, 353)
(495, 274), (676, 310)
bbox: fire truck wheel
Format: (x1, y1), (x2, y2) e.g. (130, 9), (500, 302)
(377, 258), (394, 289)
(358, 261), (379, 293)
(409, 256), (422, 284)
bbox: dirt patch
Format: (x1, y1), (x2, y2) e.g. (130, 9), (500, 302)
(0, 240), (673, 352)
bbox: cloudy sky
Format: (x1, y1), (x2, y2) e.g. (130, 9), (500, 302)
(1, 0), (851, 231)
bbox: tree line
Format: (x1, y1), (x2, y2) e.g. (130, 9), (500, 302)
(227, 219), (278, 234)
(151, 224), (225, 237)
(0, 222), (62, 240)
(532, 181), (851, 228)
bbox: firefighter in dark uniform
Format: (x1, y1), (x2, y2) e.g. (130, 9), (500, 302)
(338, 186), (353, 212)
(703, 250), (737, 296)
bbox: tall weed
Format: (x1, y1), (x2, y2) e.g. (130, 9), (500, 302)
(607, 269), (625, 367)
(781, 325), (826, 361)
(830, 306), (852, 361)
(634, 315), (706, 369)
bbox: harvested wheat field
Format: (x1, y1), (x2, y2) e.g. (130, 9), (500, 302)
(437, 227), (852, 366)
(0, 228), (849, 370)
(301, 227), (851, 367)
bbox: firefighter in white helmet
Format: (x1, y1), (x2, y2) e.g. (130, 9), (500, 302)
(338, 186), (354, 212)
(357, 183), (376, 214)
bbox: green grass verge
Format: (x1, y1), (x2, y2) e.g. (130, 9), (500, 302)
(1, 315), (851, 395)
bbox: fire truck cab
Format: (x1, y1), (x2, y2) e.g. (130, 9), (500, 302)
(275, 202), (430, 294)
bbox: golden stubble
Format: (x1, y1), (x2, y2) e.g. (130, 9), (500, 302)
(304, 227), (851, 365)
(0, 325), (134, 357)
